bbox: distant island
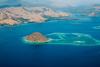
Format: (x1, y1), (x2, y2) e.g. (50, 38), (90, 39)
(0, 7), (70, 25)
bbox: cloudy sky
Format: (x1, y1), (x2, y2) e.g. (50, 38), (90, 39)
(20, 0), (100, 7)
(0, 0), (100, 7)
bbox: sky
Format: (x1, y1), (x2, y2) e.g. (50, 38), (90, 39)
(20, 0), (100, 7)
(0, 0), (100, 7)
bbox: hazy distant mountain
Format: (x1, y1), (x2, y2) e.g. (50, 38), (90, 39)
(0, 0), (21, 8)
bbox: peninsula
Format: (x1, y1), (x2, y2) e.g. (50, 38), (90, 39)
(0, 7), (69, 25)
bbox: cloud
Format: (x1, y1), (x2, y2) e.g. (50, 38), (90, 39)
(20, 0), (79, 7)
(21, 0), (100, 7)
(49, 0), (100, 7)
(2, 0), (99, 7)
(0, 0), (8, 3)
(49, 0), (78, 7)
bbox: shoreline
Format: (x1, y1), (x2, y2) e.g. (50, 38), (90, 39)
(22, 37), (100, 46)
(0, 6), (69, 25)
(22, 33), (100, 46)
(22, 37), (50, 45)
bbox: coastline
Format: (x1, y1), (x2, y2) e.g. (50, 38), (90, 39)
(22, 32), (100, 46)
(0, 6), (69, 25)
(23, 36), (51, 45)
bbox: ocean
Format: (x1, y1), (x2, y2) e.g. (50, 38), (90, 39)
(0, 15), (100, 67)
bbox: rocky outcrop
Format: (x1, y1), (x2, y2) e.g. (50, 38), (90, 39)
(0, 7), (70, 25)
(26, 32), (48, 43)
(0, 18), (19, 25)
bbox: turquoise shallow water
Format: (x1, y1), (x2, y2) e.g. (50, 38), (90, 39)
(0, 16), (100, 67)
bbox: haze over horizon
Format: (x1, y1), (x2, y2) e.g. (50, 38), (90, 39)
(0, 0), (100, 8)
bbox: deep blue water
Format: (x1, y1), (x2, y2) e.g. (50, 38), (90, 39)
(0, 16), (100, 67)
